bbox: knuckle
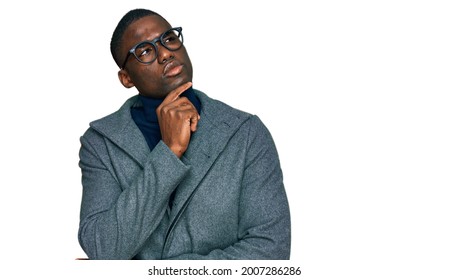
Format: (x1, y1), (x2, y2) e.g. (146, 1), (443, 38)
(161, 106), (170, 114)
(175, 110), (184, 118)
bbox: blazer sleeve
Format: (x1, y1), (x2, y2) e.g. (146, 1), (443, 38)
(168, 115), (291, 260)
(78, 130), (190, 260)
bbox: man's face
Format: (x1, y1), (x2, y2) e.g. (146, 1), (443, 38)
(119, 15), (193, 98)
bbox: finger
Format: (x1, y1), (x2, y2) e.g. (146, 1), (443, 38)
(158, 97), (193, 116)
(174, 106), (200, 132)
(162, 82), (192, 105)
(175, 104), (200, 130)
(168, 96), (192, 107)
(190, 113), (200, 132)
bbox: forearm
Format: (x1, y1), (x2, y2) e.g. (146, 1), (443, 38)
(167, 190), (291, 260)
(78, 140), (189, 259)
(167, 226), (290, 260)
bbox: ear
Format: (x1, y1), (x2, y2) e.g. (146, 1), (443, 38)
(118, 69), (135, 88)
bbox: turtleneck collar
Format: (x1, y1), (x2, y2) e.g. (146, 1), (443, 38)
(131, 87), (202, 151)
(138, 86), (201, 123)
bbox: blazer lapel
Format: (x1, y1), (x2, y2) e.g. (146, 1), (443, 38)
(168, 115), (233, 221)
(163, 91), (251, 254)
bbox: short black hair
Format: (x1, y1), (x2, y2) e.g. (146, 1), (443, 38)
(110, 9), (161, 68)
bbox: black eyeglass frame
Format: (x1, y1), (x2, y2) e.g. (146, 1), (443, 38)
(121, 27), (183, 69)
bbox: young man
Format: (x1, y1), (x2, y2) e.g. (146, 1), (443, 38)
(78, 8), (290, 260)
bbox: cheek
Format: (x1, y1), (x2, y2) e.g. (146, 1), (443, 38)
(133, 68), (160, 89)
(141, 81), (163, 96)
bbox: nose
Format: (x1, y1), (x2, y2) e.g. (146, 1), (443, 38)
(157, 42), (174, 64)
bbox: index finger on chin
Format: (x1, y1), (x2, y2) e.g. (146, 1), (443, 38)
(163, 82), (192, 104)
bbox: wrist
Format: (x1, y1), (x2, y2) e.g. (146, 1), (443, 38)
(168, 143), (184, 158)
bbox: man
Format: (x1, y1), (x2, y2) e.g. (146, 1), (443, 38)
(78, 8), (290, 260)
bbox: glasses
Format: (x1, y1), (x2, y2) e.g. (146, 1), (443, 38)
(121, 27), (183, 69)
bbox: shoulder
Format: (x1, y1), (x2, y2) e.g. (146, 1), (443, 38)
(90, 95), (139, 130)
(195, 89), (269, 126)
(81, 95), (139, 139)
(194, 89), (253, 127)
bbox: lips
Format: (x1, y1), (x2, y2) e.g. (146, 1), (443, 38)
(163, 61), (183, 77)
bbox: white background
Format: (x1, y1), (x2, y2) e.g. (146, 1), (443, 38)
(0, 0), (448, 279)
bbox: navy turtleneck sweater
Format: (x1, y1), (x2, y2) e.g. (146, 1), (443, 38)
(130, 87), (201, 151)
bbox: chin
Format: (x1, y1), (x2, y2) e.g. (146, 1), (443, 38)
(169, 76), (192, 91)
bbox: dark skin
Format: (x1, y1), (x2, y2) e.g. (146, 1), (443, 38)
(117, 15), (199, 158)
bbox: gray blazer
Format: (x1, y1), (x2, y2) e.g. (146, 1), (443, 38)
(78, 90), (291, 259)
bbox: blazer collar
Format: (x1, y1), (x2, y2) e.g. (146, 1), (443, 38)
(89, 95), (150, 167)
(89, 90), (250, 167)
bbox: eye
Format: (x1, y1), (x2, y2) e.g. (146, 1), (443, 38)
(138, 47), (152, 57)
(163, 32), (180, 44)
(136, 43), (154, 57)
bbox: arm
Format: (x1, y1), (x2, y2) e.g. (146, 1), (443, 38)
(78, 83), (199, 259)
(78, 137), (189, 260)
(168, 116), (291, 259)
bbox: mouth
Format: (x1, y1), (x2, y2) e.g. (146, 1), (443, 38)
(163, 61), (184, 77)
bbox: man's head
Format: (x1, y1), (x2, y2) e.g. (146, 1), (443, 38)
(111, 9), (193, 98)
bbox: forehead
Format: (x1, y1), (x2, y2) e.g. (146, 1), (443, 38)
(124, 15), (172, 46)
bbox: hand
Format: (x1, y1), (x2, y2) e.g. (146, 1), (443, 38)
(156, 82), (200, 158)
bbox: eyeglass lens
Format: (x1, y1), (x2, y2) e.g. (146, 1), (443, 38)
(134, 29), (183, 63)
